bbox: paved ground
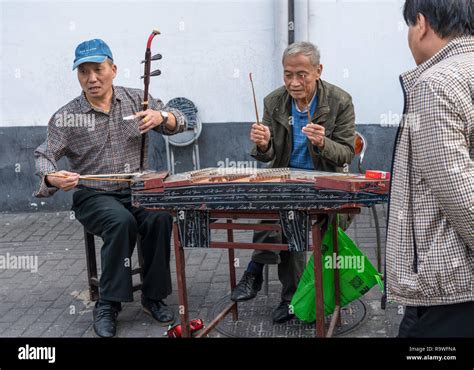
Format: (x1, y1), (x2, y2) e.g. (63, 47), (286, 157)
(0, 205), (402, 338)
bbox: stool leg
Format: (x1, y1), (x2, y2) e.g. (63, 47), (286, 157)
(84, 230), (99, 301)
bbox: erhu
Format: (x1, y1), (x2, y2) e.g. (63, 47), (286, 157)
(139, 29), (162, 172)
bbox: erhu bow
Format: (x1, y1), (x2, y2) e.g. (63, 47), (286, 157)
(139, 29), (162, 172)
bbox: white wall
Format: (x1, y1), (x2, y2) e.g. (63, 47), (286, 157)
(0, 0), (415, 127)
(308, 0), (414, 125)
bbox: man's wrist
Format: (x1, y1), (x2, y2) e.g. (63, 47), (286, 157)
(315, 137), (325, 150)
(318, 141), (325, 150)
(257, 142), (270, 153)
(160, 111), (169, 125)
(162, 111), (177, 131)
(44, 174), (54, 188)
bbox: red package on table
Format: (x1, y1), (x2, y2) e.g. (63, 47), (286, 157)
(365, 170), (391, 180)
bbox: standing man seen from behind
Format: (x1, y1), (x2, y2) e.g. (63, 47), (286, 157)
(34, 39), (187, 337)
(231, 41), (355, 324)
(386, 0), (473, 337)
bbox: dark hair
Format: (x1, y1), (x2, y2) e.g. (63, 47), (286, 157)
(403, 0), (473, 38)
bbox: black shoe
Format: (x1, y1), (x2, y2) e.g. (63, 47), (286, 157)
(93, 301), (120, 338)
(272, 301), (295, 324)
(142, 296), (175, 326)
(230, 271), (263, 302)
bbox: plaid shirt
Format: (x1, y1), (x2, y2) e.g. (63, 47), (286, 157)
(33, 86), (186, 197)
(386, 36), (474, 306)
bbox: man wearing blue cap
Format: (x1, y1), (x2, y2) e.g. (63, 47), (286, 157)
(34, 39), (187, 337)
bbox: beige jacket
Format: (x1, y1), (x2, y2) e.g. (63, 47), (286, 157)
(386, 36), (474, 306)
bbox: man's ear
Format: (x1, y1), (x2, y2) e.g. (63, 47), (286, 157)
(315, 64), (323, 80)
(416, 13), (429, 40)
(112, 64), (117, 78)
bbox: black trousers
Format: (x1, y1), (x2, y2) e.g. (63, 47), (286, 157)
(251, 225), (305, 302)
(398, 301), (474, 337)
(72, 188), (172, 303)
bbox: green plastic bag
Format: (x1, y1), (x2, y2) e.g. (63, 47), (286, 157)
(290, 222), (383, 323)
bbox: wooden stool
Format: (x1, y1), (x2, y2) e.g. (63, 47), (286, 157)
(84, 228), (144, 301)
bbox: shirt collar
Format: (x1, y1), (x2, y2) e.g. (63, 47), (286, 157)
(293, 90), (317, 113)
(113, 86), (125, 102)
(78, 85), (123, 113)
(400, 36), (474, 92)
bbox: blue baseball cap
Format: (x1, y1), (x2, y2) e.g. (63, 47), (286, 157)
(72, 39), (113, 70)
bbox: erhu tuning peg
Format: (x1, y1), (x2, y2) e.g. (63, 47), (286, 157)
(141, 53), (162, 63)
(140, 69), (161, 79)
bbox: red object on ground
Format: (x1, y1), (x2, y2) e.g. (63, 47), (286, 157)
(167, 319), (205, 338)
(365, 170), (391, 180)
